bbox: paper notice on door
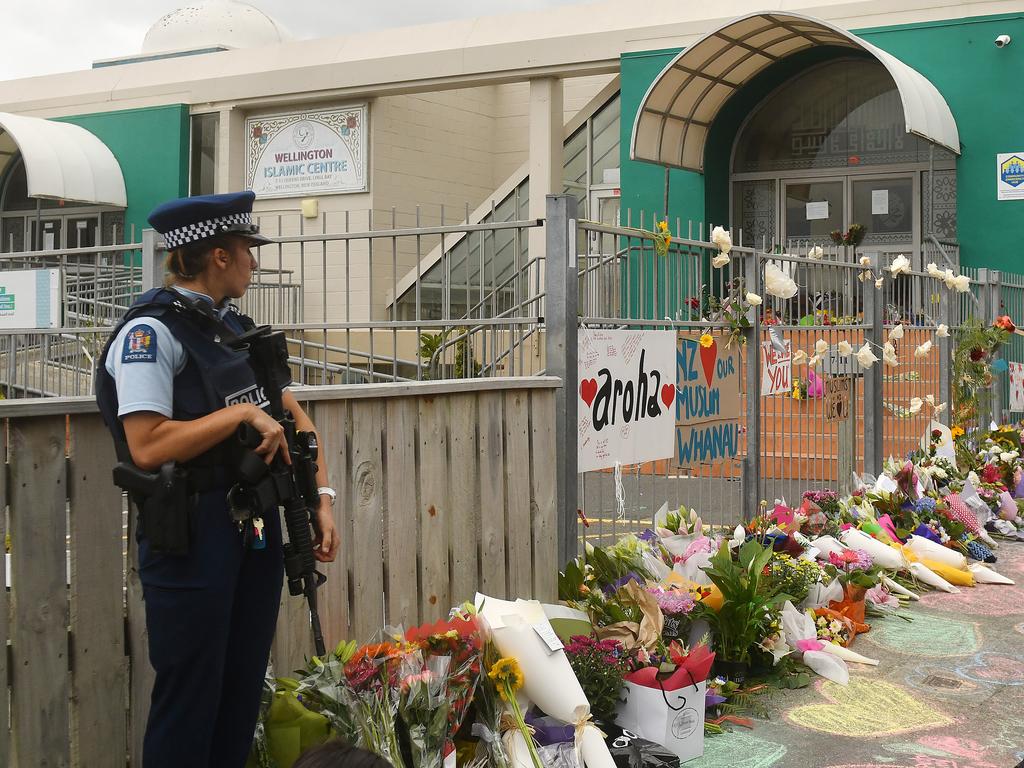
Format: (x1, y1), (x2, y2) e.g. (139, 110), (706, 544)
(806, 201), (829, 220)
(872, 189), (889, 215)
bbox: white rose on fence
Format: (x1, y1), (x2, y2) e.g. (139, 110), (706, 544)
(888, 324), (904, 341)
(711, 226), (733, 254)
(889, 254), (911, 276)
(951, 274), (970, 292)
(936, 324), (950, 337)
(807, 245), (824, 260)
(927, 262), (945, 278)
(764, 261), (798, 299)
(792, 350), (808, 365)
(815, 339), (829, 355)
(838, 340), (853, 355)
(746, 292), (763, 306)
(712, 253), (731, 268)
(909, 397), (923, 414)
(882, 343), (899, 367)
(855, 343), (878, 369)
(914, 340), (933, 358)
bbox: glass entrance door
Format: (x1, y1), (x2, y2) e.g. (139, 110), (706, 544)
(784, 180), (844, 246)
(29, 218), (62, 251)
(851, 176), (915, 252)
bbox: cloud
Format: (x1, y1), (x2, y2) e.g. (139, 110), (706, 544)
(0, 0), (594, 80)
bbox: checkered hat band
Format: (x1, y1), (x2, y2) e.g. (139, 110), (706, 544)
(164, 213), (252, 249)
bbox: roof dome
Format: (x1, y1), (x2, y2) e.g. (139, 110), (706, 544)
(142, 1), (288, 54)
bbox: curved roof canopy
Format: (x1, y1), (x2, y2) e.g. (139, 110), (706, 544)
(630, 12), (960, 172)
(0, 112), (127, 207)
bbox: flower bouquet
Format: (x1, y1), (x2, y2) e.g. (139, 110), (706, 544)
(404, 613), (484, 767)
(398, 651), (452, 768)
(342, 642), (408, 768)
(563, 635), (631, 724)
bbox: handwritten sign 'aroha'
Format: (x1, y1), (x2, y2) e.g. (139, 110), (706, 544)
(577, 330), (676, 473)
(674, 335), (741, 468)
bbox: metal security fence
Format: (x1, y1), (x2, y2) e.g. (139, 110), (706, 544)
(0, 212), (546, 396)
(542, 194), (999, 560)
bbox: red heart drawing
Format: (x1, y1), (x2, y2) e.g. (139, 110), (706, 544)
(661, 383), (675, 409)
(699, 339), (718, 387)
(580, 378), (598, 406)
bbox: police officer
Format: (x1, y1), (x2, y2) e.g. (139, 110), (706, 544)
(96, 191), (339, 768)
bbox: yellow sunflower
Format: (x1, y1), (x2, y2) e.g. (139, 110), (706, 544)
(951, 426), (965, 439)
(699, 333), (714, 349)
(488, 657), (524, 700)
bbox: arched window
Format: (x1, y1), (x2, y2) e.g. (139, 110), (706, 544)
(734, 58), (953, 173)
(730, 58), (957, 250)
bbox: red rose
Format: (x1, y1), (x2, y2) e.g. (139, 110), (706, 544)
(995, 315), (1016, 333)
(970, 347), (986, 362)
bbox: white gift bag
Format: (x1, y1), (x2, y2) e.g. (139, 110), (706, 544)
(614, 678), (706, 763)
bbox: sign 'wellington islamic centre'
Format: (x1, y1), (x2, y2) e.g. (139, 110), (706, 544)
(246, 105), (368, 198)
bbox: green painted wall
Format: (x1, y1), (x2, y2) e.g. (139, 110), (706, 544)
(58, 104), (190, 241)
(620, 12), (1024, 271)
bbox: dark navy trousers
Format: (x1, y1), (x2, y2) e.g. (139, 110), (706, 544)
(139, 488), (284, 768)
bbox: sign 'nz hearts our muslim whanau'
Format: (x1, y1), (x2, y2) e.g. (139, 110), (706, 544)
(577, 329), (677, 473)
(674, 336), (741, 468)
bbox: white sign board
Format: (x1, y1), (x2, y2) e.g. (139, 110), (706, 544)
(823, 347), (858, 377)
(806, 201), (829, 220)
(997, 152), (1024, 201)
(761, 339), (792, 396)
(871, 189), (889, 215)
(1010, 361), (1024, 411)
(0, 268), (61, 329)
(246, 105), (368, 198)
(577, 329), (676, 473)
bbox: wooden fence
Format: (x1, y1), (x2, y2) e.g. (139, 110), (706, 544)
(0, 376), (561, 767)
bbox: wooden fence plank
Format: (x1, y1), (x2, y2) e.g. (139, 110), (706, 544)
(125, 495), (152, 768)
(309, 400), (351, 649)
(349, 400), (385, 640)
(529, 391), (559, 601)
(384, 398), (418, 628)
(68, 415), (127, 768)
(447, 394), (479, 609)
(477, 392), (507, 597)
(10, 416), (69, 767)
(503, 392), (533, 598)
(417, 397), (450, 620)
(0, 421), (8, 766)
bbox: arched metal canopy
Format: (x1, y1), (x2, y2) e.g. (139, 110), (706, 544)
(0, 112), (127, 206)
(630, 12), (960, 172)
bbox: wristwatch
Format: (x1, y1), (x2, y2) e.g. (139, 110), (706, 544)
(317, 486), (337, 506)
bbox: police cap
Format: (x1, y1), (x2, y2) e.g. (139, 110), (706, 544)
(148, 191), (273, 250)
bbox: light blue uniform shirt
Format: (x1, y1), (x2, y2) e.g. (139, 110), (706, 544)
(104, 287), (233, 418)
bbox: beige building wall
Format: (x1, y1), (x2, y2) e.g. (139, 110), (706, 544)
(247, 75), (615, 325)
(492, 74), (615, 184)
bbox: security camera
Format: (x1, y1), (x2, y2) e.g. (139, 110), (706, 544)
(995, 34), (1012, 48)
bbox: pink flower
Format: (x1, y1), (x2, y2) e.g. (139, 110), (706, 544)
(866, 586), (899, 609)
(796, 638), (825, 653)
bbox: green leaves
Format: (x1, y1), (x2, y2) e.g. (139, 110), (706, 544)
(698, 539), (783, 664)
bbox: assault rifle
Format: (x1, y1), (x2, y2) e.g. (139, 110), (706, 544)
(228, 324), (327, 657)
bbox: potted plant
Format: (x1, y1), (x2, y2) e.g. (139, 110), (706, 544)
(696, 539), (789, 682)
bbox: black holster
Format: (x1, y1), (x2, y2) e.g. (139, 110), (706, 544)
(114, 461), (193, 556)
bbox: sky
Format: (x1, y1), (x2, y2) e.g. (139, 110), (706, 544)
(0, 0), (596, 81)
